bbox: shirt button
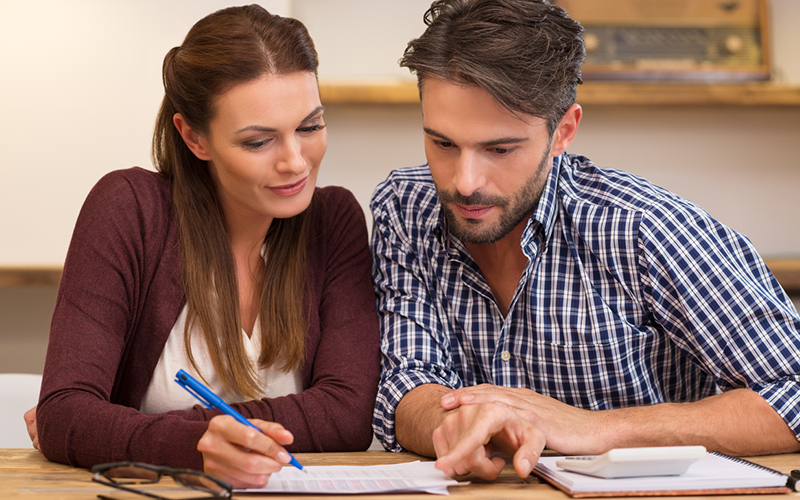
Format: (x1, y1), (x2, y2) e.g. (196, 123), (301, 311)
(500, 351), (511, 362)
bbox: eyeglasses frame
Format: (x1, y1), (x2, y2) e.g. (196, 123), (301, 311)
(91, 461), (232, 500)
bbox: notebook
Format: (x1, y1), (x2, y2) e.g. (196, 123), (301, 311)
(533, 451), (791, 498)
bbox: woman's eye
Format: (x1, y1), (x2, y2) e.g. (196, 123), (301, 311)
(298, 124), (326, 134)
(243, 139), (270, 150)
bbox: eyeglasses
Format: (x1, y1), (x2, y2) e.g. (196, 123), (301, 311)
(91, 462), (232, 500)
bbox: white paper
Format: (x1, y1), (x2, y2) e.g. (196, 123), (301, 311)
(237, 460), (461, 495)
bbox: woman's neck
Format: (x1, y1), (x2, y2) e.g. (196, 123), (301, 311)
(226, 214), (271, 338)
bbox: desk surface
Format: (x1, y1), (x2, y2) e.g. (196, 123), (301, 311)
(1, 448), (799, 499)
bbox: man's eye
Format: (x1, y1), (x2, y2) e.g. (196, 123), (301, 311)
(493, 147), (513, 155)
(435, 140), (453, 149)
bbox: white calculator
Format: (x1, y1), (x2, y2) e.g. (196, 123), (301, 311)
(556, 446), (707, 479)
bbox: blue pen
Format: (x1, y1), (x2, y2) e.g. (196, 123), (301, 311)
(175, 369), (305, 472)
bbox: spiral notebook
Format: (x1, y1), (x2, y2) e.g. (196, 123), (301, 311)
(533, 451), (791, 498)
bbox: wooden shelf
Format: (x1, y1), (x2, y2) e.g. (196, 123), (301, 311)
(319, 80), (420, 104)
(2, 260), (798, 294)
(764, 258), (800, 295)
(0, 267), (62, 287)
(319, 80), (800, 106)
(578, 81), (800, 106)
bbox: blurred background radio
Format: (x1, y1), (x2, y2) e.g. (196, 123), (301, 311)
(554, 0), (770, 81)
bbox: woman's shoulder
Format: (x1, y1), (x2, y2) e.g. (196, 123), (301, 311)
(310, 185), (367, 241)
(91, 167), (171, 202)
(314, 185), (357, 206)
(76, 167), (173, 241)
(313, 185), (362, 219)
(83, 167), (172, 217)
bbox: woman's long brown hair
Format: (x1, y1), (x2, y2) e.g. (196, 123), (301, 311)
(151, 5), (319, 400)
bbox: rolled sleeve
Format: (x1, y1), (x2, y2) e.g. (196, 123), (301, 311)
(755, 380), (800, 440)
(639, 202), (800, 442)
(374, 364), (458, 452)
(370, 180), (462, 451)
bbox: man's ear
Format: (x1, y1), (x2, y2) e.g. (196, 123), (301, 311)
(173, 113), (212, 161)
(549, 103), (582, 157)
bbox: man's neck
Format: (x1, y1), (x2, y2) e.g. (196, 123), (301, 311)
(464, 217), (530, 317)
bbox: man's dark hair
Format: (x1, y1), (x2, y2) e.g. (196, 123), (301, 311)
(401, 0), (585, 135)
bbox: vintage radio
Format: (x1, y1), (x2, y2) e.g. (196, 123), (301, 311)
(553, 0), (770, 81)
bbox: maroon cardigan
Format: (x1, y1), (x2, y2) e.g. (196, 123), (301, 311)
(37, 168), (380, 470)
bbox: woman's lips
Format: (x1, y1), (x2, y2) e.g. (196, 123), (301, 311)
(269, 176), (308, 196)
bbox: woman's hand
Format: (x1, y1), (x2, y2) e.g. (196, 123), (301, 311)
(198, 415), (295, 488)
(24, 406), (39, 450)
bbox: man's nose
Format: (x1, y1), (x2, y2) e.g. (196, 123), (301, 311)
(452, 152), (485, 198)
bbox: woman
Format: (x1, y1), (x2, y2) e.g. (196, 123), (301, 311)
(26, 4), (380, 488)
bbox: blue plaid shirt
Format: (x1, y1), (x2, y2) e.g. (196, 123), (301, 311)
(370, 153), (800, 452)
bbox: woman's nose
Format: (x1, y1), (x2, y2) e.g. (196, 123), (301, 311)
(276, 137), (307, 175)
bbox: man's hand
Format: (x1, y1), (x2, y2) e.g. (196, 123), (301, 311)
(396, 382), (800, 481)
(198, 415), (295, 489)
(440, 384), (800, 457)
(24, 406), (39, 450)
(440, 384), (607, 455)
(433, 401), (545, 480)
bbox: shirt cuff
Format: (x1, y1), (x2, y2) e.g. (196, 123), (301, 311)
(753, 379), (800, 442)
(373, 369), (460, 452)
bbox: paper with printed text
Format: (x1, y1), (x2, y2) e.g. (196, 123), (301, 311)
(238, 460), (462, 495)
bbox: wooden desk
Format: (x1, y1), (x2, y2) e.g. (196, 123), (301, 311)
(1, 448), (798, 499)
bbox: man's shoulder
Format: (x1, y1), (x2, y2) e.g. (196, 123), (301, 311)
(371, 165), (438, 215)
(370, 166), (440, 246)
(373, 165), (435, 195)
(559, 155), (695, 215)
(558, 155), (722, 247)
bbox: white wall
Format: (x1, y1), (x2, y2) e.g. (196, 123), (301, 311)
(292, 0), (431, 81)
(0, 0), (290, 266)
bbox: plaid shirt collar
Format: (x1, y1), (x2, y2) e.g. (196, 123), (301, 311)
(434, 153), (565, 264)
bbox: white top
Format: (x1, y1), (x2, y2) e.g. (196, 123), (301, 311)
(140, 304), (302, 414)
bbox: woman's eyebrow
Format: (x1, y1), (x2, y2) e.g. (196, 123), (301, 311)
(235, 106), (325, 134)
(301, 105), (325, 122)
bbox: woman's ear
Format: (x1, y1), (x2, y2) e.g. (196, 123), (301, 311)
(173, 113), (212, 161)
(549, 103), (582, 157)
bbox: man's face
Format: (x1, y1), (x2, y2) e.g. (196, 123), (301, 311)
(421, 77), (555, 245)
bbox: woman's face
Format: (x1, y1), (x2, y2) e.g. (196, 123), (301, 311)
(194, 71), (326, 230)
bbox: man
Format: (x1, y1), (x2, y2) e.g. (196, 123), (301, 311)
(370, 0), (800, 481)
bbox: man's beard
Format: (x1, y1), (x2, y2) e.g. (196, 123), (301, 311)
(437, 150), (552, 245)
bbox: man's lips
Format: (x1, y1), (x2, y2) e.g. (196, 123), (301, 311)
(454, 203), (493, 219)
(269, 176), (308, 196)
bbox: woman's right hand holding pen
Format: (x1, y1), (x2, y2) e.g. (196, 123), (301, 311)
(198, 414), (295, 488)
